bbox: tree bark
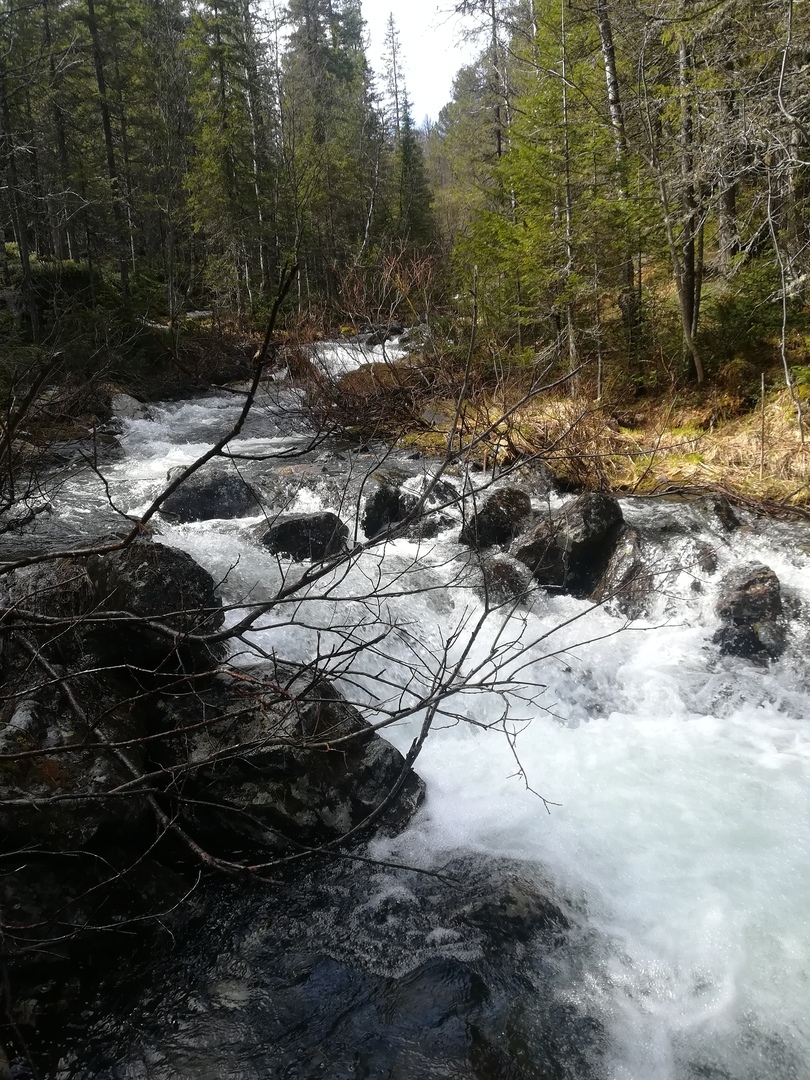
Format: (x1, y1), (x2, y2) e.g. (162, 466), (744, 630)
(86, 0), (130, 302)
(595, 0), (638, 355)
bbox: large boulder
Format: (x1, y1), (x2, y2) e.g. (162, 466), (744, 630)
(154, 663), (426, 850)
(459, 486), (533, 549)
(511, 493), (624, 598)
(360, 473), (458, 540)
(3, 540), (225, 675)
(259, 511), (348, 561)
(111, 391), (151, 423)
(160, 464), (261, 523)
(0, 686), (146, 848)
(361, 322), (405, 347)
(473, 555), (535, 608)
(712, 563), (786, 659)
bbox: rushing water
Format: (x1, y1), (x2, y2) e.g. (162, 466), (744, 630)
(33, 351), (810, 1079)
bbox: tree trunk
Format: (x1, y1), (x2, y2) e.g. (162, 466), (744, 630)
(679, 36), (702, 380)
(595, 0), (638, 355)
(0, 59), (39, 340)
(86, 0), (130, 302)
(43, 0), (77, 261)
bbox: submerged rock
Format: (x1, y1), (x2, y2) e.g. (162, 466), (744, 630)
(511, 493), (624, 599)
(459, 486), (533, 549)
(259, 511), (348, 561)
(52, 856), (601, 1080)
(713, 562), (786, 659)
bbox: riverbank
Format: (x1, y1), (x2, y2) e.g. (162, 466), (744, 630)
(15, 319), (810, 514)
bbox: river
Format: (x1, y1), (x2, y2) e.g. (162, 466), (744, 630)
(30, 343), (810, 1079)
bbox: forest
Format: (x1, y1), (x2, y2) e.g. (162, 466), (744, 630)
(0, 0), (807, 411)
(1, 0), (809, 502)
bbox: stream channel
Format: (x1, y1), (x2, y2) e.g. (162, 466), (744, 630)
(13, 340), (810, 1079)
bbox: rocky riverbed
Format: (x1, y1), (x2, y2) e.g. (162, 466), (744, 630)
(2, 349), (810, 1079)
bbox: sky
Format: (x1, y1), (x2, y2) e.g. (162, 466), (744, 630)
(360, 1), (478, 125)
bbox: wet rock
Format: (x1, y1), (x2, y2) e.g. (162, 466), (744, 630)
(460, 487), (533, 549)
(404, 513), (455, 540)
(508, 461), (556, 497)
(592, 525), (653, 617)
(259, 511), (348, 561)
(512, 493), (624, 599)
(160, 464), (261, 522)
(705, 494), (740, 532)
(452, 872), (570, 947)
(696, 542), (718, 574)
(361, 322), (405, 347)
(160, 663), (426, 849)
(0, 690), (146, 848)
(110, 392), (149, 422)
(362, 483), (419, 537)
(473, 555), (535, 607)
(0, 853), (188, 970)
(713, 563), (786, 659)
(3, 540), (226, 675)
(361, 473), (459, 540)
(62, 856), (600, 1080)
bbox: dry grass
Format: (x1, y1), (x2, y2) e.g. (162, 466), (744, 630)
(299, 335), (809, 510)
(396, 384), (810, 508)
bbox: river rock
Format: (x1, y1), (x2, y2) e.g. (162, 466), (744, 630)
(111, 391), (150, 422)
(592, 525), (653, 617)
(459, 486), (533, 549)
(3, 540), (226, 675)
(511, 493), (624, 598)
(259, 511), (348, 561)
(361, 473), (459, 540)
(160, 464), (261, 522)
(470, 554), (535, 607)
(712, 562), (786, 659)
(0, 687), (146, 848)
(157, 663), (426, 849)
(706, 494), (740, 532)
(63, 855), (599, 1080)
(360, 322), (404, 347)
(362, 483), (419, 537)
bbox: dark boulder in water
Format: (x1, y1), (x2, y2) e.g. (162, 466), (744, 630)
(160, 464), (261, 522)
(512, 493), (624, 599)
(362, 482), (420, 537)
(713, 562), (786, 659)
(259, 511), (348, 561)
(164, 662), (426, 850)
(460, 486), (533, 549)
(592, 525), (654, 617)
(3, 540), (225, 675)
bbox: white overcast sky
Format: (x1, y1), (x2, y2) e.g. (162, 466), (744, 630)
(360, 1), (478, 124)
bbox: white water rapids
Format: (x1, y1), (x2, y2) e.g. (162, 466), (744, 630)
(49, 363), (810, 1080)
